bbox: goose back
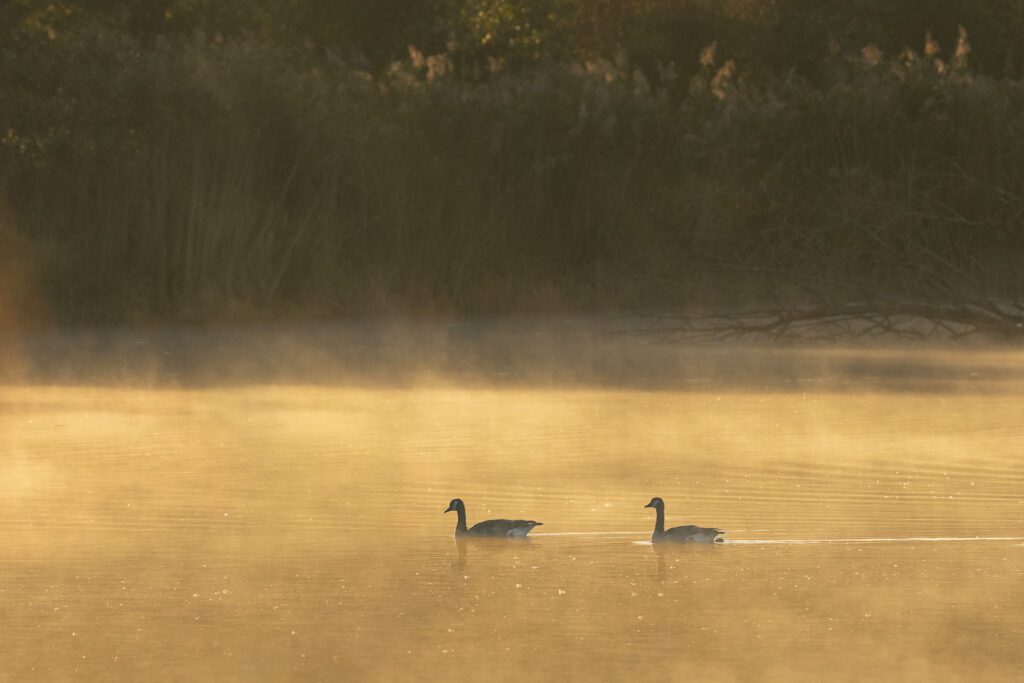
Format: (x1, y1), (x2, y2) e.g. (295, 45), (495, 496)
(655, 524), (724, 544)
(465, 519), (543, 538)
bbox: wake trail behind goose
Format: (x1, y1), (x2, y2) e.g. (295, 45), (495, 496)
(724, 536), (1024, 545)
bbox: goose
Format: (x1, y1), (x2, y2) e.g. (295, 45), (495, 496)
(444, 498), (543, 538)
(644, 497), (723, 544)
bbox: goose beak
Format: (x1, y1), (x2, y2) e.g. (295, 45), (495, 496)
(644, 501), (655, 508)
(444, 504), (455, 513)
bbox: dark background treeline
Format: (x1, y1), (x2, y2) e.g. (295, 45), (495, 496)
(2, 1), (1024, 324)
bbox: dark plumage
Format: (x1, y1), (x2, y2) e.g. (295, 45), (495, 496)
(444, 498), (543, 538)
(644, 497), (723, 544)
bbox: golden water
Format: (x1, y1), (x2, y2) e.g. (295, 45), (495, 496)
(2, 347), (1023, 681)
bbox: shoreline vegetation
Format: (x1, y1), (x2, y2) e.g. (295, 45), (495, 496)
(2, 2), (1024, 338)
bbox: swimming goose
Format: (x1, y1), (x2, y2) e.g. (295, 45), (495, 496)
(444, 498), (543, 538)
(644, 497), (723, 544)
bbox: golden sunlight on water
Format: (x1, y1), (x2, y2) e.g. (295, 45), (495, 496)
(1, 349), (1023, 681)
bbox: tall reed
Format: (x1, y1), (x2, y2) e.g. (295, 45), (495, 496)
(2, 27), (1023, 323)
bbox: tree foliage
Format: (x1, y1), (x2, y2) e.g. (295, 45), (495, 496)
(4, 1), (1024, 74)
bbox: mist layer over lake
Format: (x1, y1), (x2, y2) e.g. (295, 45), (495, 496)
(1, 323), (1022, 680)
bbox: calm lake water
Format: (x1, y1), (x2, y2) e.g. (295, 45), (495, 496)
(1, 325), (1023, 680)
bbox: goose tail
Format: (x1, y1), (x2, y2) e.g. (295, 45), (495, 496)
(508, 521), (543, 537)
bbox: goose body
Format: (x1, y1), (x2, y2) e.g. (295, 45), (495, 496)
(445, 499), (542, 538)
(645, 497), (723, 544)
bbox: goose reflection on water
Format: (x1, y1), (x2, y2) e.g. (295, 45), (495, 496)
(449, 533), (539, 572)
(649, 540), (720, 581)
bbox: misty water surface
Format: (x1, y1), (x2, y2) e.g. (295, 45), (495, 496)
(1, 324), (1022, 680)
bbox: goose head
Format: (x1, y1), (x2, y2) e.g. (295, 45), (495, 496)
(444, 498), (465, 514)
(644, 497), (664, 509)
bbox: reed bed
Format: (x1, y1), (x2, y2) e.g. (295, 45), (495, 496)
(2, 26), (1024, 323)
